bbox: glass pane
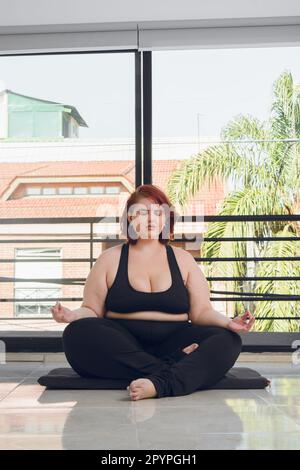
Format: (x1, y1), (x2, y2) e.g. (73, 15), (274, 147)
(58, 187), (72, 195)
(26, 187), (41, 195)
(42, 187), (56, 195)
(74, 187), (88, 195)
(153, 47), (300, 332)
(90, 186), (104, 194)
(0, 52), (135, 328)
(106, 186), (120, 194)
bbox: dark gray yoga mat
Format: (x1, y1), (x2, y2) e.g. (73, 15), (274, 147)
(37, 366), (270, 390)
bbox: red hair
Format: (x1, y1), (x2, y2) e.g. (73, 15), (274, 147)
(120, 184), (178, 245)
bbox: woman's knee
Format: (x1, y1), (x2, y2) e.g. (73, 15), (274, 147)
(62, 317), (110, 375)
(63, 317), (93, 335)
(219, 327), (243, 355)
(204, 325), (242, 354)
(62, 317), (107, 350)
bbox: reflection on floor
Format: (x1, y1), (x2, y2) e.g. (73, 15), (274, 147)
(0, 360), (299, 450)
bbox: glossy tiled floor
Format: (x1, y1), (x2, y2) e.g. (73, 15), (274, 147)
(0, 360), (299, 450)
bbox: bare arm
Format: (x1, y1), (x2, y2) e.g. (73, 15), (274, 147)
(72, 306), (98, 321)
(51, 252), (108, 323)
(78, 253), (108, 318)
(184, 251), (255, 332)
(185, 251), (231, 328)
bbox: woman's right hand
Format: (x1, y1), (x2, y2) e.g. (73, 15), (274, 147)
(51, 301), (76, 324)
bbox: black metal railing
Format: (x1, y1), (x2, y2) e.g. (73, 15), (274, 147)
(0, 214), (299, 323)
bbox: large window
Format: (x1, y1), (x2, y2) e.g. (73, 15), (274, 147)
(1, 44), (299, 336)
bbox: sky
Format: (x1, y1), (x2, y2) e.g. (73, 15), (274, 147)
(1, 46), (300, 140)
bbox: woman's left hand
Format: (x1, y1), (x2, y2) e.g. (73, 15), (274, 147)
(227, 310), (255, 333)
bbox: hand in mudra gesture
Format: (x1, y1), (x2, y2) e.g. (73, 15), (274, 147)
(227, 310), (255, 333)
(51, 301), (75, 324)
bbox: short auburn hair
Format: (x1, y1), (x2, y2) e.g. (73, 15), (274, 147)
(120, 184), (179, 245)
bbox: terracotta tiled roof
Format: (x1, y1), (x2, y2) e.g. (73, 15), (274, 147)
(0, 196), (124, 218)
(0, 161), (135, 196)
(0, 160), (225, 218)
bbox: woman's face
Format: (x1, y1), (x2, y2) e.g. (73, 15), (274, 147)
(127, 197), (168, 240)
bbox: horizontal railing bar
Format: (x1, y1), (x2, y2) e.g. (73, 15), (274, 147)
(0, 315), (67, 323)
(210, 290), (300, 298)
(0, 258), (95, 262)
(1, 236), (300, 243)
(0, 217), (117, 224)
(0, 316), (299, 321)
(0, 214), (300, 224)
(0, 239), (101, 244)
(0, 277), (84, 283)
(195, 257), (300, 262)
(207, 277), (300, 281)
(1, 256), (300, 263)
(1, 296), (300, 302)
(251, 317), (300, 320)
(1, 276), (300, 283)
(0, 298), (85, 302)
(197, 237), (300, 241)
(3, 283), (299, 299)
(211, 296), (300, 301)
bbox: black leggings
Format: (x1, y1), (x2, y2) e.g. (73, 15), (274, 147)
(62, 317), (243, 398)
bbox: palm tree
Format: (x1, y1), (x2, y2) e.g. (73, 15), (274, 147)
(167, 71), (300, 332)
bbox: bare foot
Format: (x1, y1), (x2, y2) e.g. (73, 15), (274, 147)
(182, 343), (199, 354)
(127, 378), (158, 401)
(126, 343), (200, 401)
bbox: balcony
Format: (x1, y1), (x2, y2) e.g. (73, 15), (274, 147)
(1, 214), (299, 352)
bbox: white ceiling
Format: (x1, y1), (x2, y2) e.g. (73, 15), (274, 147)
(0, 0), (300, 33)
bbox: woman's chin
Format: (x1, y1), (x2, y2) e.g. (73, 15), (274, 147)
(141, 231), (159, 239)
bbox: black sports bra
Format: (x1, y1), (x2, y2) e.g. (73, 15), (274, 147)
(104, 242), (190, 315)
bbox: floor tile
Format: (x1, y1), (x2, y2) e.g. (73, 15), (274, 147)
(0, 360), (299, 449)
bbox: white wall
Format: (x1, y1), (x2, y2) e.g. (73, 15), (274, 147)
(0, 92), (8, 138)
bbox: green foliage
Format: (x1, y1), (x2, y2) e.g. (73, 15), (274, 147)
(166, 71), (300, 331)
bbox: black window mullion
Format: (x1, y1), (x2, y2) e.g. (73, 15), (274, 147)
(142, 51), (152, 185)
(134, 51), (142, 188)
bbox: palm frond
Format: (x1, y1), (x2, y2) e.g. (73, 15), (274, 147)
(254, 227), (300, 332)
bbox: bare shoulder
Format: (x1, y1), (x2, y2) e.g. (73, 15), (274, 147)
(96, 243), (123, 263)
(81, 245), (125, 317)
(98, 243), (123, 260)
(171, 245), (196, 265)
(172, 245), (206, 280)
(170, 246), (199, 284)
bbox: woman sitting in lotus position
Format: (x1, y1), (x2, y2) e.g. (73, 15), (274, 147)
(51, 184), (257, 400)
